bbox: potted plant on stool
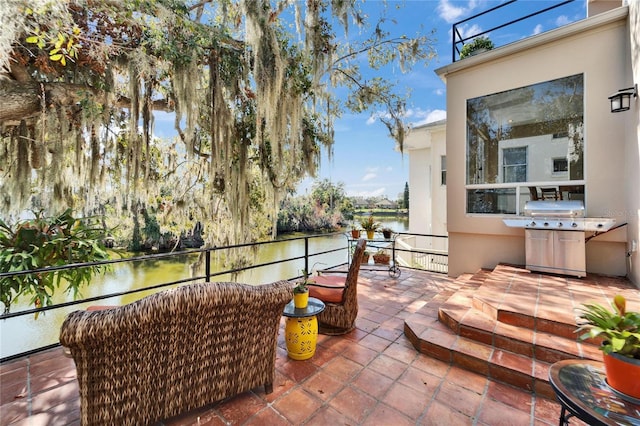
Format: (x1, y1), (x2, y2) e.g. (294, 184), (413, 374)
(293, 270), (310, 309)
(576, 294), (640, 399)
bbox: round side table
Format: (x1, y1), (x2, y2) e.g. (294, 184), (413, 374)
(283, 297), (325, 360)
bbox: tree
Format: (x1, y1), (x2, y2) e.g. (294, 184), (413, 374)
(403, 182), (409, 209)
(0, 1), (435, 249)
(0, 210), (109, 313)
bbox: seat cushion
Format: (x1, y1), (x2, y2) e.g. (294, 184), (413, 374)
(308, 276), (346, 303)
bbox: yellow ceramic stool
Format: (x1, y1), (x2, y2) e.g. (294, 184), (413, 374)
(282, 297), (326, 360)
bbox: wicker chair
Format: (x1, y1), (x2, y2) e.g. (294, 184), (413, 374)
(308, 238), (366, 335)
(59, 280), (292, 426)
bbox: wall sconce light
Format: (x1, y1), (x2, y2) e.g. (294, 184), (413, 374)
(609, 84), (637, 113)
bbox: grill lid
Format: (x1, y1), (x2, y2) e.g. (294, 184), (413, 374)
(524, 200), (585, 218)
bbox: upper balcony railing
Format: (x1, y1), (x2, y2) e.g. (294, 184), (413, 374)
(452, 0), (577, 63)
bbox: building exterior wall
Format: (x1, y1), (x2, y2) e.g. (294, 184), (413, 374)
(624, 0), (640, 286)
(406, 122), (447, 237)
(436, 7), (635, 281)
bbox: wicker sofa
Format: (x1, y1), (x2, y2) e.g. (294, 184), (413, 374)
(60, 280), (293, 426)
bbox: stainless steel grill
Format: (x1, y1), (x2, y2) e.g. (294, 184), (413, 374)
(503, 200), (615, 232)
(503, 200), (616, 277)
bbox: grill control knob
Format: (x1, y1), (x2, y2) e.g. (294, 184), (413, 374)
(543, 222), (549, 227)
(571, 223), (578, 228)
(597, 223), (603, 228)
(557, 222), (563, 227)
(530, 221), (536, 227)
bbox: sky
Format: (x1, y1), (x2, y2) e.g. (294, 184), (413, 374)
(296, 0), (588, 200)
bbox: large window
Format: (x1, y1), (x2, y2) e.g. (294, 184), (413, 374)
(466, 74), (584, 213)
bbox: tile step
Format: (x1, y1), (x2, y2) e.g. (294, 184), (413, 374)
(404, 264), (604, 398)
(404, 314), (556, 399)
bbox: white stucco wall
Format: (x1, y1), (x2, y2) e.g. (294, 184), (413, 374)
(624, 0), (640, 287)
(436, 7), (635, 281)
(405, 121), (447, 239)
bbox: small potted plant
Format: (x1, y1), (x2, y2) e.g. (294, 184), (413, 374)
(362, 250), (370, 264)
(373, 249), (390, 265)
(381, 227), (393, 239)
(360, 216), (380, 239)
(293, 269), (311, 309)
(350, 227), (361, 239)
(576, 294), (640, 398)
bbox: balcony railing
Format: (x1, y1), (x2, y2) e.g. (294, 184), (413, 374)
(452, 0), (577, 62)
(0, 232), (447, 362)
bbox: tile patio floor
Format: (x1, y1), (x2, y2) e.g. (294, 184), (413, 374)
(2, 266), (624, 425)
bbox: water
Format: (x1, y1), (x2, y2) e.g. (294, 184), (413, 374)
(1, 218), (407, 359)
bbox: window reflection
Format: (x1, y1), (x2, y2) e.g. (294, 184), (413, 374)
(466, 74), (584, 214)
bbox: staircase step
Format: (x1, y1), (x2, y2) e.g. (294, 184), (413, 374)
(405, 307), (556, 399)
(404, 264), (604, 398)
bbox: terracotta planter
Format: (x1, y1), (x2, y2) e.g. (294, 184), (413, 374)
(373, 254), (390, 265)
(362, 254), (370, 264)
(293, 291), (309, 309)
(351, 229), (361, 238)
(603, 352), (640, 399)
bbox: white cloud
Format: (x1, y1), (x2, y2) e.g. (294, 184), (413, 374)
(532, 24), (543, 35)
(436, 0), (468, 24)
(556, 15), (571, 26)
(410, 109), (447, 127)
(434, 88), (445, 96)
(362, 173), (377, 182)
(349, 187), (387, 198)
(456, 23), (485, 40)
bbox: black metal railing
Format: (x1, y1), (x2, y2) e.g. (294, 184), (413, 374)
(452, 0), (576, 62)
(0, 231), (448, 362)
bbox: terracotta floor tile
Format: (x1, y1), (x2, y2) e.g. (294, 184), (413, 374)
(357, 333), (393, 352)
(323, 356), (364, 382)
(340, 343), (378, 366)
(278, 358), (320, 382)
(476, 397), (533, 426)
(271, 387), (322, 425)
(435, 380), (483, 418)
(398, 366), (441, 397)
(411, 354), (451, 378)
(304, 405), (354, 426)
(533, 395), (563, 425)
(361, 403), (415, 426)
(352, 367), (395, 399)
(371, 325), (404, 342)
(327, 385), (377, 423)
(242, 406), (290, 426)
(381, 341), (418, 364)
(382, 382), (430, 420)
(302, 370), (345, 401)
(212, 392), (266, 425)
(368, 354), (409, 381)
(420, 399), (474, 425)
(445, 366), (489, 394)
(486, 381), (533, 411)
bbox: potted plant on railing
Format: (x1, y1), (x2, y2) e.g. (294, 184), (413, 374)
(576, 294), (640, 399)
(372, 249), (390, 265)
(350, 226), (361, 239)
(381, 227), (393, 239)
(360, 217), (380, 239)
(459, 36), (494, 59)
